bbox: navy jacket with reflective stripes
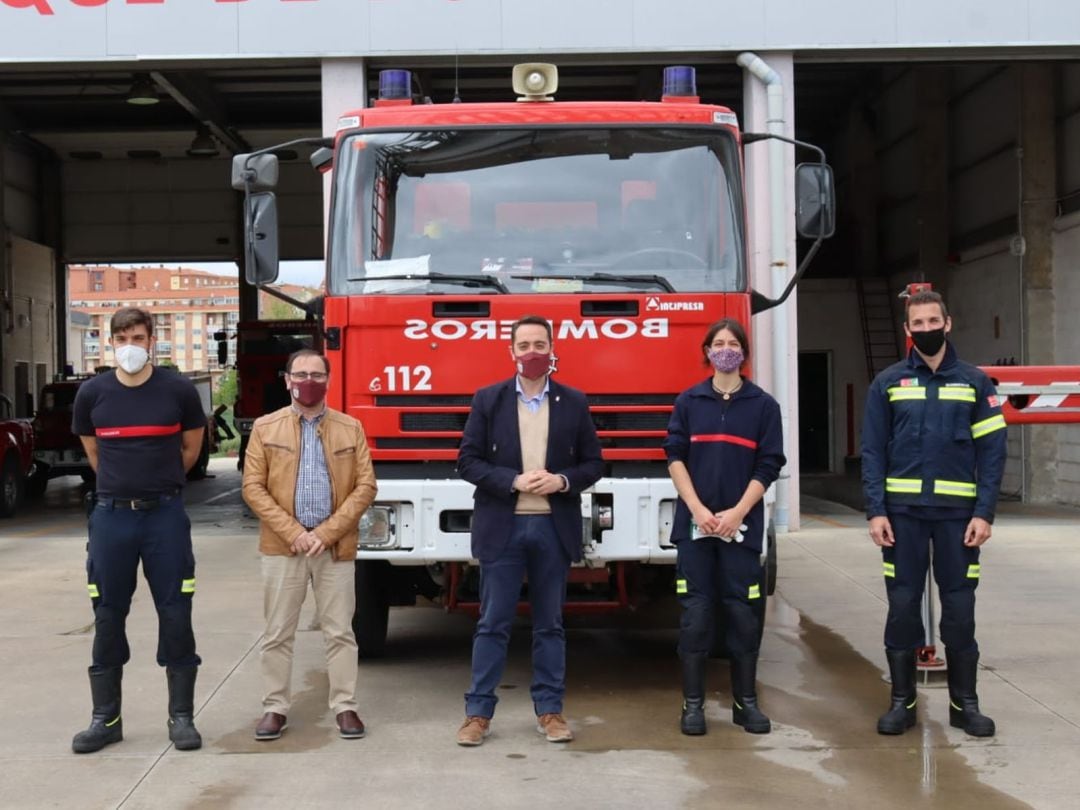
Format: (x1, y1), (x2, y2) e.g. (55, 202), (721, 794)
(861, 343), (1008, 522)
(663, 378), (785, 551)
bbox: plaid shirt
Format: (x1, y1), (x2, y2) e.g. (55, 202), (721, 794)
(294, 408), (332, 529)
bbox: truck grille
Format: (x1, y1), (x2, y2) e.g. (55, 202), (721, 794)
(377, 393), (676, 455)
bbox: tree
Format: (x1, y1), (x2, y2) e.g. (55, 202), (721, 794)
(214, 368), (238, 407)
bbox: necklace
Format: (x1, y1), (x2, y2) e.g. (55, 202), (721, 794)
(712, 379), (743, 401)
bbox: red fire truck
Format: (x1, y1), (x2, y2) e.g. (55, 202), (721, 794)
(232, 63), (835, 655)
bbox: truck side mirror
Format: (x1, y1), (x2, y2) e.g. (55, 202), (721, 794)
(244, 192), (280, 285)
(217, 337), (229, 368)
(231, 153), (279, 192)
(795, 162), (836, 239)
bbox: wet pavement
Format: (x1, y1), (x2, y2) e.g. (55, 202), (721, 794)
(1, 460), (1078, 808)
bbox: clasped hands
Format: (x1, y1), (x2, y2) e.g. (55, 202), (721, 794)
(291, 528), (328, 557)
(513, 469), (567, 496)
(692, 506), (748, 542)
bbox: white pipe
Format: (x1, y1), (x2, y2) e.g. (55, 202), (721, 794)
(737, 52), (791, 532)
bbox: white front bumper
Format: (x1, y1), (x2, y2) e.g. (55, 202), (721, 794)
(356, 477), (681, 565)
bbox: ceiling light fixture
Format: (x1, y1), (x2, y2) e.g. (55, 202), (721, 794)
(187, 125), (220, 157)
(126, 73), (160, 106)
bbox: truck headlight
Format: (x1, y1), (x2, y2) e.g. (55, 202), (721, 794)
(358, 506), (397, 549)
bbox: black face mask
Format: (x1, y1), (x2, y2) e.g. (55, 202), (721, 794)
(910, 327), (947, 356)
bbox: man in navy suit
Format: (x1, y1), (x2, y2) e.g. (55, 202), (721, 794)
(455, 315), (603, 746)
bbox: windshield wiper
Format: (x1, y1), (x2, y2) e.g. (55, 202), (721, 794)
(360, 273), (508, 293)
(514, 273), (675, 293)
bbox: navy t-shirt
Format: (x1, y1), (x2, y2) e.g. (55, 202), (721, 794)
(72, 368), (206, 498)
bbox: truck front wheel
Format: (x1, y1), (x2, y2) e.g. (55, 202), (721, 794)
(0, 454), (23, 518)
(353, 559), (390, 658)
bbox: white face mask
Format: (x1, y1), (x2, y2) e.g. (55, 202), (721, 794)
(115, 344), (150, 374)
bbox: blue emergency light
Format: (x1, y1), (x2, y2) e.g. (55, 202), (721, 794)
(379, 69), (412, 101)
(662, 66), (697, 98)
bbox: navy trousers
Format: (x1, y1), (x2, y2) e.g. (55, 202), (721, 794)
(86, 495), (201, 672)
(676, 538), (764, 658)
(465, 514), (570, 718)
(883, 513), (980, 653)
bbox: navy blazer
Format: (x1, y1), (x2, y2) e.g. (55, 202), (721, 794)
(457, 377), (603, 564)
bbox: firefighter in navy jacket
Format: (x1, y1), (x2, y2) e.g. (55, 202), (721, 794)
(664, 319), (785, 736)
(862, 290), (1007, 738)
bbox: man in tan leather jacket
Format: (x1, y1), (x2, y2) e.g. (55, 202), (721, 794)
(242, 349), (377, 741)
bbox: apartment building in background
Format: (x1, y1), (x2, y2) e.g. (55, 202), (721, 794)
(69, 265), (314, 384)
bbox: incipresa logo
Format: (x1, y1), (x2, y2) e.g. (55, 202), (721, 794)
(645, 297), (705, 312)
(403, 318), (669, 341)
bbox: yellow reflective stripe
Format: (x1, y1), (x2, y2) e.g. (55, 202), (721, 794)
(885, 478), (922, 494)
(181, 578), (196, 594)
(938, 387), (976, 402)
(748, 584), (761, 600)
(676, 579), (688, 595)
(105, 715), (121, 727)
(883, 562), (896, 578)
(888, 387), (927, 401)
(967, 564), (981, 579)
(906, 697), (917, 709)
(87, 584), (99, 599)
(934, 480), (977, 498)
(971, 414), (1007, 439)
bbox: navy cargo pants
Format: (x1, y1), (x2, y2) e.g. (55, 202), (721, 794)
(882, 513), (980, 653)
(86, 494), (201, 672)
(676, 538), (764, 658)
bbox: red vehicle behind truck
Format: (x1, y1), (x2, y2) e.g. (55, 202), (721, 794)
(233, 63), (835, 655)
(0, 392), (35, 518)
(230, 319), (322, 470)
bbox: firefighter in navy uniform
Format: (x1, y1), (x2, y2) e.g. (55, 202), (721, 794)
(862, 290), (1007, 737)
(70, 307), (208, 754)
(664, 319), (785, 736)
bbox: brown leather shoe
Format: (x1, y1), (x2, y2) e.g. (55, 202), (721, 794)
(456, 716), (491, 746)
(536, 713), (573, 742)
(336, 710), (366, 739)
(254, 712), (287, 741)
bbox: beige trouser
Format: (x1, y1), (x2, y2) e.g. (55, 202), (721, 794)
(260, 552), (358, 715)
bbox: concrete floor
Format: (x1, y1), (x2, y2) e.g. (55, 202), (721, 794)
(1, 458), (1078, 809)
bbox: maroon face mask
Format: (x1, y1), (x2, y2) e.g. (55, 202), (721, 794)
(291, 379), (327, 408)
(515, 351), (552, 380)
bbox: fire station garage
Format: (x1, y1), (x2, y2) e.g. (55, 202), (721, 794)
(2, 2), (1079, 524)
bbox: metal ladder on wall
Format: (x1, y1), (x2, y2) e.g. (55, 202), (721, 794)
(856, 277), (901, 382)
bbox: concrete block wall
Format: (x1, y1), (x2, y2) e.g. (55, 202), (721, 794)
(1052, 213), (1080, 503)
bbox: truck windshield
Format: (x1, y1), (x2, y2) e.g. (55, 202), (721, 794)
(329, 127), (745, 295)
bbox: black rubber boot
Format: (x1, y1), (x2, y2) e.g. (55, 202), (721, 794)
(730, 654), (771, 734)
(166, 667), (203, 751)
(947, 649), (996, 737)
(679, 653), (707, 736)
(877, 649), (918, 734)
(72, 667), (123, 754)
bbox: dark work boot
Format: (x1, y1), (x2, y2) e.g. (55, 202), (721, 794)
(72, 667), (123, 754)
(166, 667), (203, 751)
(730, 654), (771, 734)
(877, 649), (918, 735)
(679, 653), (707, 736)
(947, 650), (996, 737)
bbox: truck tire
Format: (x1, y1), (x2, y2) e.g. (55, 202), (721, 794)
(25, 465), (49, 499)
(0, 454), (22, 518)
(353, 559), (390, 659)
(187, 432), (211, 480)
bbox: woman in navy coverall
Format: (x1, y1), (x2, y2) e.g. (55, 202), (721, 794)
(664, 319), (785, 736)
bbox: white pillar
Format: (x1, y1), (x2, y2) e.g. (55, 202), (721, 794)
(321, 59), (367, 241)
(741, 52), (799, 531)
